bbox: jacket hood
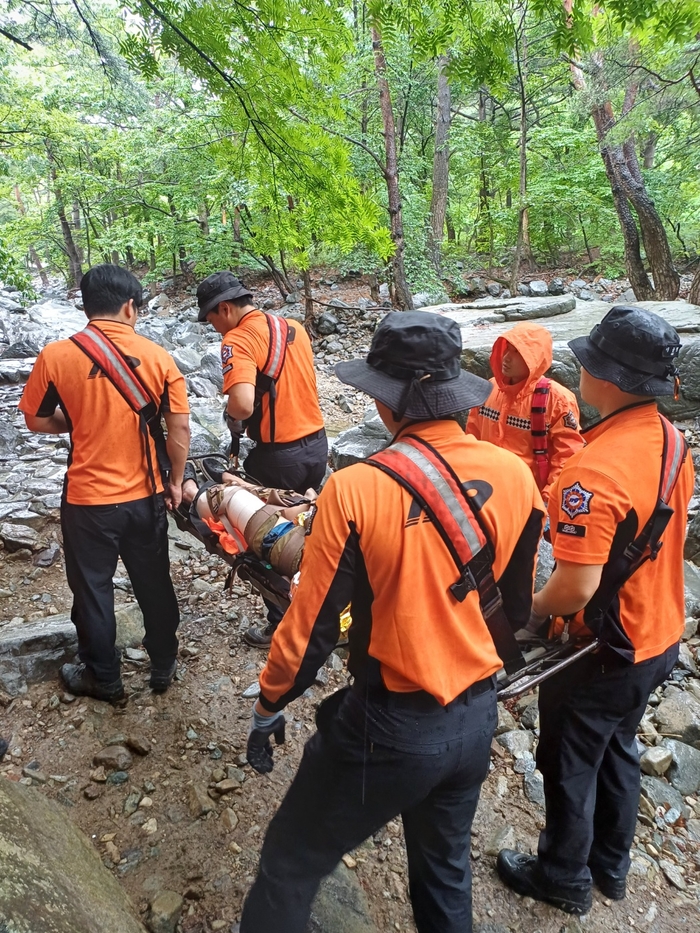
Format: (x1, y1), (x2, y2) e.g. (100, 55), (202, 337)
(491, 321), (553, 392)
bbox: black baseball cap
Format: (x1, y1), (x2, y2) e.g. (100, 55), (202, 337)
(196, 271), (253, 322)
(569, 306), (681, 396)
(335, 311), (491, 419)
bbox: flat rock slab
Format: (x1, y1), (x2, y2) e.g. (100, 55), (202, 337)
(0, 604), (145, 695)
(424, 298), (700, 424)
(308, 863), (378, 933)
(0, 778), (146, 933)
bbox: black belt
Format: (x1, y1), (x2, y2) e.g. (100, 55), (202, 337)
(255, 428), (326, 450)
(361, 674), (497, 712)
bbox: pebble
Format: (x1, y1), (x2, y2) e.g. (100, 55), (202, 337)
(123, 791), (142, 816)
(139, 796), (153, 809)
(241, 682), (260, 699)
(107, 771), (129, 786)
(125, 734), (151, 756)
(141, 818), (158, 836)
(148, 890), (183, 933)
(93, 745), (133, 772)
(89, 766), (107, 783)
(220, 808), (239, 831)
(84, 785), (102, 800)
(659, 858), (686, 890)
(188, 783), (216, 818)
(640, 746), (673, 777)
(484, 825), (516, 857)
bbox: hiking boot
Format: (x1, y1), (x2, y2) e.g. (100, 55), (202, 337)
(590, 867), (627, 900)
(496, 850), (592, 915)
(201, 456), (230, 485)
(150, 660), (177, 693)
(243, 619), (278, 648)
(60, 663), (125, 703)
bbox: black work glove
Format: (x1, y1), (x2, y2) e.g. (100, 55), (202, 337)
(247, 707), (286, 774)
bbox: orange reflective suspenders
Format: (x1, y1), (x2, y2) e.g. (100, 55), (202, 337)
(530, 377), (551, 490)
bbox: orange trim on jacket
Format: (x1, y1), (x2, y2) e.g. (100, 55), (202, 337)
(258, 419), (544, 712)
(466, 321), (583, 501)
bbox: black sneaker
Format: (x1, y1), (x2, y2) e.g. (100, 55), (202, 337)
(242, 619), (278, 648)
(183, 459), (198, 483)
(590, 866), (627, 900)
(496, 850), (592, 915)
(60, 663), (125, 703)
(201, 456), (230, 485)
(150, 660), (177, 693)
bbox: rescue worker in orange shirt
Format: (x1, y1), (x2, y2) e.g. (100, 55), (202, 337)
(497, 307), (694, 914)
(196, 271), (327, 648)
(19, 265), (190, 701)
(238, 312), (545, 933)
(467, 321), (584, 502)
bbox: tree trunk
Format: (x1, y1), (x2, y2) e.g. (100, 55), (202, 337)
(261, 255), (293, 298)
(302, 269), (315, 332)
(13, 185), (49, 286)
(428, 55), (451, 276)
(371, 25), (413, 310)
(473, 89), (493, 254)
(510, 21), (534, 295)
(46, 144), (82, 287)
(690, 266), (700, 306)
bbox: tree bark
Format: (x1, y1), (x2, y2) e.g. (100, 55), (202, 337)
(45, 144), (82, 287)
(13, 185), (49, 286)
(371, 25), (413, 310)
(690, 266), (700, 306)
(428, 55), (451, 276)
(302, 269), (315, 332)
(510, 19), (534, 295)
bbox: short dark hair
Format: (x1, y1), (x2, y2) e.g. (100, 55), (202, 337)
(80, 264), (143, 318)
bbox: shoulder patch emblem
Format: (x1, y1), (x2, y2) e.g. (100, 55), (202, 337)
(561, 482), (593, 519)
(221, 344), (233, 366)
(563, 411), (578, 429)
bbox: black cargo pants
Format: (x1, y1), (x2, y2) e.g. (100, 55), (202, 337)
(240, 678), (497, 933)
(536, 642), (678, 886)
(61, 494), (180, 683)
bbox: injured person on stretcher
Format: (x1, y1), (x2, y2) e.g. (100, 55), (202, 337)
(180, 461), (317, 579)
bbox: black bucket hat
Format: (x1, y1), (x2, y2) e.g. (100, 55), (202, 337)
(568, 306), (681, 397)
(196, 271), (253, 322)
(335, 311), (491, 420)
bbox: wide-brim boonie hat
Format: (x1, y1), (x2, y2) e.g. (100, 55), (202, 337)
(569, 305), (681, 397)
(197, 271), (253, 322)
(335, 311), (491, 419)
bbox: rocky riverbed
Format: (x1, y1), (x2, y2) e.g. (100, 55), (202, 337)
(2, 272), (700, 932)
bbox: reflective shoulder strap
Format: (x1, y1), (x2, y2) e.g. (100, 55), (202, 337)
(262, 313), (290, 380)
(530, 377), (550, 489)
(70, 325), (152, 413)
(368, 435), (524, 675)
(659, 415), (688, 504)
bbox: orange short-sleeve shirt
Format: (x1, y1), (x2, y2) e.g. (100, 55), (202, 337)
(220, 310), (323, 444)
(19, 320), (189, 506)
(548, 401), (694, 662)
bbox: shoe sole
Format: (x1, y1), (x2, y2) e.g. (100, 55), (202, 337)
(497, 866), (591, 915)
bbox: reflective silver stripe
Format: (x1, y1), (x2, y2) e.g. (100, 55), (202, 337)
(390, 441), (484, 555)
(264, 315), (284, 378)
(81, 329), (150, 409)
(663, 426), (684, 503)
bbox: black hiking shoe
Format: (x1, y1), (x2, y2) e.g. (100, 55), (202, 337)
(60, 663), (125, 703)
(150, 660), (178, 693)
(183, 459), (198, 483)
(590, 867), (627, 900)
(201, 456), (230, 485)
(496, 850), (592, 915)
(242, 619), (278, 648)
(0, 737), (8, 762)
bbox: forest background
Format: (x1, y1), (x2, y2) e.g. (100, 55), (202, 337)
(1, 0), (700, 311)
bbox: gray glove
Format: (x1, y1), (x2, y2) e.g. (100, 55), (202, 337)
(247, 706), (286, 774)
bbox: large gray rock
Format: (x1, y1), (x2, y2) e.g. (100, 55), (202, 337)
(0, 604), (145, 695)
(171, 346), (202, 375)
(317, 312), (339, 335)
(199, 349), (224, 390)
(654, 690), (700, 749)
(0, 521), (41, 552)
(661, 738), (700, 795)
(426, 298), (700, 424)
(307, 863), (377, 933)
(0, 779), (146, 932)
(0, 421), (22, 459)
(528, 280), (549, 297)
(330, 405), (391, 469)
(0, 338), (41, 359)
(639, 775), (688, 819)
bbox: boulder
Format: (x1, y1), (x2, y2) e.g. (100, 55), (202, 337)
(0, 521), (41, 552)
(639, 746), (672, 777)
(496, 729), (534, 758)
(0, 604), (144, 696)
(660, 738), (700, 795)
(639, 775), (688, 819)
(186, 376), (219, 399)
(171, 347), (202, 375)
(548, 277), (565, 296)
(0, 779), (146, 932)
(330, 405), (392, 469)
(654, 690), (700, 749)
(0, 338), (41, 359)
(528, 280), (549, 297)
(308, 862), (378, 933)
(198, 349), (224, 390)
(0, 421), (22, 459)
(317, 312), (339, 336)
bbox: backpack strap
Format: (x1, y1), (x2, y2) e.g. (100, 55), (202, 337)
(366, 435), (525, 675)
(584, 414), (688, 660)
(70, 325), (171, 504)
(531, 377), (550, 490)
(245, 313), (292, 444)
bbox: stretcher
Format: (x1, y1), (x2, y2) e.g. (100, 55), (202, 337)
(172, 485), (597, 701)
